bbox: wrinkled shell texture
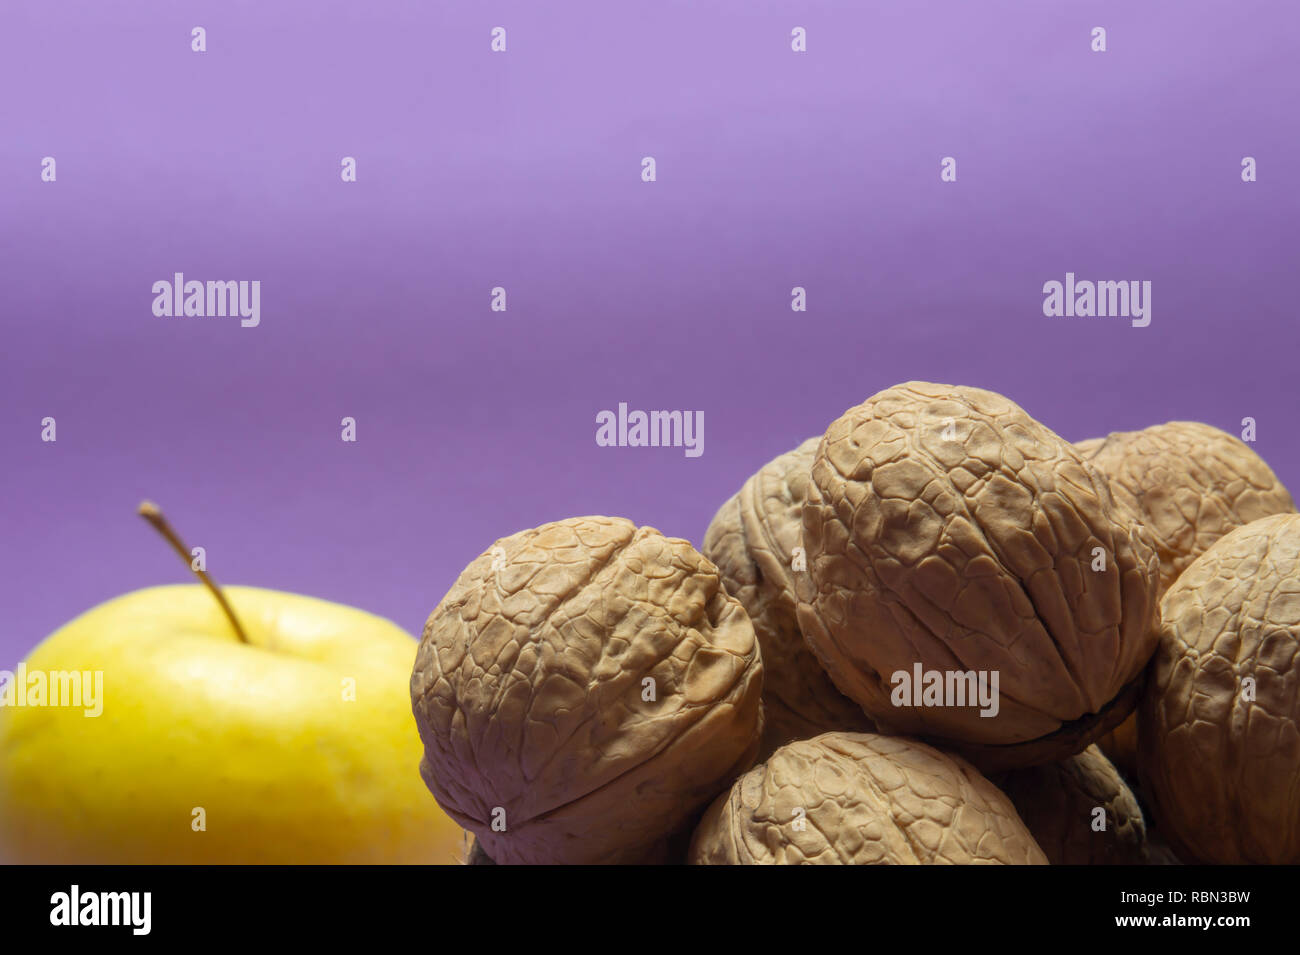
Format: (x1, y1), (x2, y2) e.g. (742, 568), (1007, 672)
(1139, 513), (1300, 864)
(993, 745), (1148, 865)
(1076, 422), (1296, 597)
(703, 437), (874, 757)
(689, 732), (1047, 864)
(411, 516), (764, 864)
(798, 382), (1159, 766)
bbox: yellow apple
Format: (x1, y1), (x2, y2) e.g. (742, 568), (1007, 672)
(0, 583), (466, 863)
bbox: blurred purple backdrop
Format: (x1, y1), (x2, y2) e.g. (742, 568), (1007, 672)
(3, 1), (1297, 661)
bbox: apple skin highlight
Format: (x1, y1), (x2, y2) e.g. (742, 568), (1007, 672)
(0, 585), (466, 864)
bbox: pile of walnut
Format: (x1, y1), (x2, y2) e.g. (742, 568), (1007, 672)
(410, 381), (1297, 865)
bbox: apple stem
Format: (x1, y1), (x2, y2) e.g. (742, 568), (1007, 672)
(137, 500), (251, 645)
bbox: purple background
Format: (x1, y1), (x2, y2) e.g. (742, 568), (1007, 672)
(3, 1), (1297, 663)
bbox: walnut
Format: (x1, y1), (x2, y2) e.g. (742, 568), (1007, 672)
(991, 745), (1149, 864)
(797, 381), (1159, 771)
(1076, 421), (1295, 597)
(410, 516), (764, 864)
(688, 732), (1047, 864)
(1138, 513), (1300, 864)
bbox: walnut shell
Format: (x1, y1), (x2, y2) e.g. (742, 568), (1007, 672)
(1081, 425), (1293, 781)
(703, 437), (874, 757)
(797, 382), (1160, 771)
(411, 516), (765, 864)
(688, 732), (1047, 864)
(992, 745), (1149, 864)
(1075, 422), (1295, 598)
(1138, 513), (1300, 864)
